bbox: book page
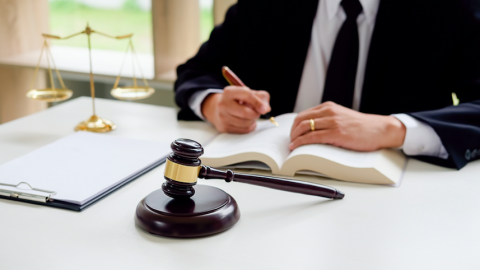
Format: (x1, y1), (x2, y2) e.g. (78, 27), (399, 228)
(288, 144), (381, 169)
(202, 114), (297, 173)
(282, 144), (405, 184)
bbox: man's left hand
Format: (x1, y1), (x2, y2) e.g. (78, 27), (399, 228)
(289, 102), (407, 151)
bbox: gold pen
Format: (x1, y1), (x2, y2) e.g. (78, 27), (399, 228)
(221, 66), (279, 127)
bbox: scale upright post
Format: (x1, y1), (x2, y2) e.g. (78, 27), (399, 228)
(74, 23), (116, 133)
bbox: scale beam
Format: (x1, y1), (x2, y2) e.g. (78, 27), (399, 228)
(27, 23), (154, 132)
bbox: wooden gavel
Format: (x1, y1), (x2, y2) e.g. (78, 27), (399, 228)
(135, 138), (345, 238)
(162, 139), (344, 200)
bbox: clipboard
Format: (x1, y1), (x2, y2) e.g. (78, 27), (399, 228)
(0, 132), (170, 211)
(0, 157), (165, 211)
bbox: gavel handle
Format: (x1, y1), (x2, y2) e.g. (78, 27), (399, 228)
(198, 166), (344, 200)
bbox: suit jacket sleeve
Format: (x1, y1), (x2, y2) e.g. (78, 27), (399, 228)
(408, 101), (480, 169)
(174, 4), (240, 121)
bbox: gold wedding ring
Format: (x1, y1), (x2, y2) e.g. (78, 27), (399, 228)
(310, 119), (315, 131)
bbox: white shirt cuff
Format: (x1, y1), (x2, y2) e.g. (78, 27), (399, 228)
(188, 89), (224, 120)
(393, 114), (448, 159)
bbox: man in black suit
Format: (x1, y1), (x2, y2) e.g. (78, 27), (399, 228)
(174, 0), (480, 169)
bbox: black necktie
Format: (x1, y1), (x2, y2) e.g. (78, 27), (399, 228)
(322, 0), (363, 108)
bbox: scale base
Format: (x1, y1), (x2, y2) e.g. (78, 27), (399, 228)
(74, 115), (116, 133)
(135, 185), (240, 238)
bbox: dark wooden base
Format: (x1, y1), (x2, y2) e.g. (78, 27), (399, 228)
(135, 185), (240, 238)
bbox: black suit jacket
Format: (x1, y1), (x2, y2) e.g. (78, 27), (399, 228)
(175, 0), (480, 169)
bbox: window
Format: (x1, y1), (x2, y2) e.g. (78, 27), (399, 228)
(200, 0), (214, 42)
(49, 0), (153, 54)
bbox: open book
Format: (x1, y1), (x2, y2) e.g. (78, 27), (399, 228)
(201, 114), (407, 185)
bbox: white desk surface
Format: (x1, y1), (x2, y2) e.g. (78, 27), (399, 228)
(0, 97), (479, 270)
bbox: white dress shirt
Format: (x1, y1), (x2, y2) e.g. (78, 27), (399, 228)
(188, 0), (448, 159)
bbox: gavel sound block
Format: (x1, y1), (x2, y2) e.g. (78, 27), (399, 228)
(135, 139), (344, 238)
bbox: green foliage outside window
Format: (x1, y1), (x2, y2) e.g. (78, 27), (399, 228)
(49, 0), (214, 54)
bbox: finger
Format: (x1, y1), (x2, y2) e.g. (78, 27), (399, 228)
(306, 101), (340, 112)
(223, 98), (261, 120)
(239, 93), (272, 115)
(219, 111), (256, 128)
(253, 91), (271, 114)
(292, 101), (335, 117)
(291, 102), (340, 131)
(224, 121), (257, 134)
(290, 117), (337, 141)
(289, 129), (338, 150)
(254, 90), (271, 103)
(224, 86), (270, 115)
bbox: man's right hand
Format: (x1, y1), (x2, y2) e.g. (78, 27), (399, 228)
(201, 86), (271, 133)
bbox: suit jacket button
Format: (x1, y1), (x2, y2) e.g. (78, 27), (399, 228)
(465, 149), (471, 161)
(472, 149), (477, 159)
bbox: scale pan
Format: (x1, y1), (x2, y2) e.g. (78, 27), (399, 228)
(26, 88), (73, 102)
(111, 86), (154, 100)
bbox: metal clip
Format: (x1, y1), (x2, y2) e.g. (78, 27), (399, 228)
(0, 182), (56, 203)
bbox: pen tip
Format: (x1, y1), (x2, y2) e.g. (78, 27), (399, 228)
(269, 117), (279, 127)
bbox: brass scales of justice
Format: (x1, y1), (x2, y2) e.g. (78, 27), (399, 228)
(27, 23), (154, 132)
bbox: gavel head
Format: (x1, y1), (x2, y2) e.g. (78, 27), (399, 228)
(162, 138), (204, 199)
